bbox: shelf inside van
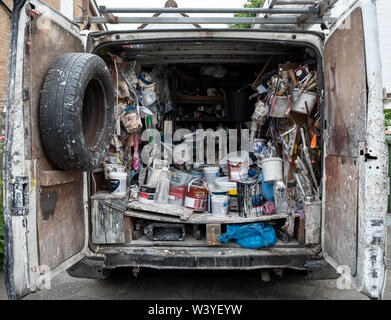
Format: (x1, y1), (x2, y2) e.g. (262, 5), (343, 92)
(175, 95), (224, 104)
(125, 206), (293, 225)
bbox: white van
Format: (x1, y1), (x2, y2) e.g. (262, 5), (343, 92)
(3, 0), (388, 300)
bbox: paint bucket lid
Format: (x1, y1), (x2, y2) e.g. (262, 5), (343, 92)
(261, 157), (283, 164)
(214, 177), (237, 191)
(208, 185), (228, 195)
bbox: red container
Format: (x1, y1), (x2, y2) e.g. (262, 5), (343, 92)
(168, 185), (187, 205)
(184, 179), (208, 212)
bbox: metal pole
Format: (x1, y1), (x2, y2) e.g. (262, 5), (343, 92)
(78, 16), (327, 24)
(98, 6), (318, 15)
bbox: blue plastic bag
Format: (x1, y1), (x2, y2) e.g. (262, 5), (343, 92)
(260, 171), (274, 202)
(218, 223), (277, 249)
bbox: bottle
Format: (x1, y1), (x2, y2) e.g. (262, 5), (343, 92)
(273, 180), (289, 215)
(154, 168), (171, 204)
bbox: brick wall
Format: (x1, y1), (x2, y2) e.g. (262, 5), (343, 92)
(0, 0), (13, 114)
(0, 0), (100, 113)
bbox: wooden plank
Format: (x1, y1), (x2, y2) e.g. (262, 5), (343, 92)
(304, 200), (321, 244)
(91, 197), (125, 244)
(206, 224), (222, 246)
(127, 201), (193, 220)
(124, 216), (134, 243)
(114, 235), (302, 248)
(324, 156), (358, 274)
(125, 209), (292, 224)
(294, 216), (306, 245)
(39, 170), (78, 186)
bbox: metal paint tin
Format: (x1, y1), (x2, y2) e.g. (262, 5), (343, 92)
(168, 185), (187, 206)
(184, 179), (208, 212)
(138, 185), (156, 204)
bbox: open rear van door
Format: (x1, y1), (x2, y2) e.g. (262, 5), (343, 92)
(3, 0), (88, 299)
(323, 0), (388, 299)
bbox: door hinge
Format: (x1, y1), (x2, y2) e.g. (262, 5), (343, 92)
(11, 176), (29, 216)
(23, 88), (29, 101)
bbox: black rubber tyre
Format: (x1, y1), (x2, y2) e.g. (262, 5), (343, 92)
(40, 53), (114, 171)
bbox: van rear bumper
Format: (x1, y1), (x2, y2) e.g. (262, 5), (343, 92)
(67, 246), (339, 280)
(96, 245), (316, 271)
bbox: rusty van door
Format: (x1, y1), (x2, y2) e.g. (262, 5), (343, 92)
(3, 0), (88, 299)
(322, 0), (387, 299)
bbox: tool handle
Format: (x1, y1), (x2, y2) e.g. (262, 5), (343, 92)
(300, 127), (307, 148)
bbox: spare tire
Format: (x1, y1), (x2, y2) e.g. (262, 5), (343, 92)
(40, 53), (114, 171)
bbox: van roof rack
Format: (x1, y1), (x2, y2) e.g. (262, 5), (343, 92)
(75, 0), (339, 29)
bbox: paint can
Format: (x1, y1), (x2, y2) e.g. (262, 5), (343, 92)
(190, 168), (203, 179)
(168, 185), (187, 206)
(170, 169), (193, 187)
(184, 179), (208, 212)
(236, 178), (263, 218)
(214, 176), (237, 192)
(291, 89), (317, 114)
(202, 166), (220, 184)
(211, 195), (228, 216)
(138, 185), (156, 204)
(104, 163), (126, 180)
(261, 157), (283, 183)
(270, 96), (289, 118)
(109, 172), (127, 196)
(207, 184), (228, 213)
(227, 152), (249, 182)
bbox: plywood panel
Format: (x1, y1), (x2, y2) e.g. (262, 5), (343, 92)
(324, 8), (367, 157)
(323, 7), (367, 276)
(324, 156), (358, 275)
(26, 16), (85, 270)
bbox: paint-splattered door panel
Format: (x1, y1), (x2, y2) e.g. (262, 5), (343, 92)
(27, 12), (86, 271)
(323, 1), (388, 299)
(323, 7), (367, 277)
(4, 0), (87, 299)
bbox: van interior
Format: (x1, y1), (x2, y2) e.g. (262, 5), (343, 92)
(86, 39), (322, 250)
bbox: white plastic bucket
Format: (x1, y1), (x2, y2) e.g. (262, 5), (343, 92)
(207, 185), (228, 213)
(211, 195), (228, 216)
(202, 166), (220, 184)
(104, 164), (125, 180)
(109, 172), (127, 195)
(227, 152), (248, 182)
(261, 157), (283, 183)
(214, 177), (237, 192)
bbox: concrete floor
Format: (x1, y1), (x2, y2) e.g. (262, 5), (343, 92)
(0, 225), (390, 300)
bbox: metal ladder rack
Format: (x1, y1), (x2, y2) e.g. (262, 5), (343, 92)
(75, 0), (339, 29)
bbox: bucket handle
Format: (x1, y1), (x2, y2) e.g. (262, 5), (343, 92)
(187, 178), (213, 195)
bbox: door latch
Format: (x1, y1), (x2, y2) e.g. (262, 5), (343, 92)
(11, 176), (29, 216)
